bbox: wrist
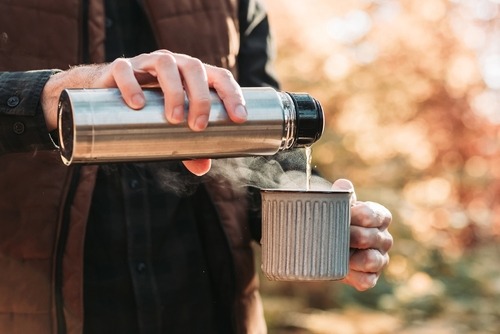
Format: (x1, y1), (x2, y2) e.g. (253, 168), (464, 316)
(41, 71), (65, 132)
(40, 65), (109, 132)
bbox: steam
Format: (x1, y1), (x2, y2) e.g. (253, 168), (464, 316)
(207, 150), (333, 193)
(141, 149), (333, 197)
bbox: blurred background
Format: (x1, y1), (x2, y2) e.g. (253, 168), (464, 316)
(258, 0), (500, 333)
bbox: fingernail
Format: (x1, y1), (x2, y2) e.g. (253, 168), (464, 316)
(194, 115), (209, 131)
(172, 105), (185, 123)
(235, 104), (248, 120)
(132, 94), (145, 108)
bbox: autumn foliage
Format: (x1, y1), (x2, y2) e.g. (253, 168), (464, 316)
(260, 0), (500, 332)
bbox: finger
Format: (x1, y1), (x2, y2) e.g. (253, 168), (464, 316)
(331, 178), (357, 203)
(182, 159), (212, 176)
(341, 270), (380, 291)
(105, 58), (145, 109)
(348, 249), (390, 273)
(351, 201), (392, 230)
(175, 55), (212, 131)
(350, 226), (393, 252)
(130, 52), (186, 124)
(206, 65), (247, 123)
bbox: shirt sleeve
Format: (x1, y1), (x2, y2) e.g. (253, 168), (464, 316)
(237, 0), (280, 89)
(0, 70), (58, 154)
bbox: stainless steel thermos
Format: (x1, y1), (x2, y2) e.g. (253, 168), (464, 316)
(57, 87), (324, 165)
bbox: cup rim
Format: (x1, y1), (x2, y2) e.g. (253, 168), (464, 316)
(260, 188), (353, 194)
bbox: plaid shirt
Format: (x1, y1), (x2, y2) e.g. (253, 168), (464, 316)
(84, 163), (234, 333)
(82, 1), (275, 333)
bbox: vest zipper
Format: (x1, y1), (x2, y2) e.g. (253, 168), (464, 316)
(55, 166), (82, 334)
(138, 0), (162, 48)
(81, 0), (90, 63)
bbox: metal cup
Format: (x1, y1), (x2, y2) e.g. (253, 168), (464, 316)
(260, 189), (352, 281)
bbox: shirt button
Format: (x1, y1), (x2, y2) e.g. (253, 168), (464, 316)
(7, 96), (20, 107)
(129, 179), (139, 189)
(105, 17), (113, 28)
(136, 262), (147, 273)
(13, 121), (25, 135)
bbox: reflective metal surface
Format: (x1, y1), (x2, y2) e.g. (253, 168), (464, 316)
(58, 87), (323, 165)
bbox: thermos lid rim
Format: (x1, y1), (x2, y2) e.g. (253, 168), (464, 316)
(286, 92), (324, 147)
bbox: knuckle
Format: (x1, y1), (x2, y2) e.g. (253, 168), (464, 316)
(165, 93), (186, 110)
(352, 203), (372, 222)
(189, 96), (211, 111)
(363, 249), (382, 271)
(111, 58), (131, 72)
(208, 64), (234, 79)
(375, 207), (393, 228)
(170, 91), (186, 103)
(156, 53), (177, 67)
(383, 231), (394, 251)
(357, 274), (378, 291)
(356, 237), (371, 250)
(152, 49), (171, 54)
(216, 68), (235, 81)
(183, 56), (205, 72)
(367, 201), (393, 225)
(352, 201), (393, 229)
(191, 57), (205, 68)
(353, 227), (374, 249)
(375, 230), (385, 248)
(133, 52), (150, 59)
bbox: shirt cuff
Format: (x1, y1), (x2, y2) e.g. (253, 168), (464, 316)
(0, 70), (60, 153)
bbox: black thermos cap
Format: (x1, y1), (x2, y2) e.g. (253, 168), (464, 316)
(286, 92), (325, 147)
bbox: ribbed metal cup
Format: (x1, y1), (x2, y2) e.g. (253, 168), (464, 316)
(261, 189), (352, 281)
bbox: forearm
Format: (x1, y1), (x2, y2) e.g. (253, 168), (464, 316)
(0, 70), (59, 154)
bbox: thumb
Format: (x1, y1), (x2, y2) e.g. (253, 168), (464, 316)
(331, 178), (357, 203)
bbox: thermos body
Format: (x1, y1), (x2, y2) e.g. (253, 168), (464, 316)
(58, 87), (324, 165)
